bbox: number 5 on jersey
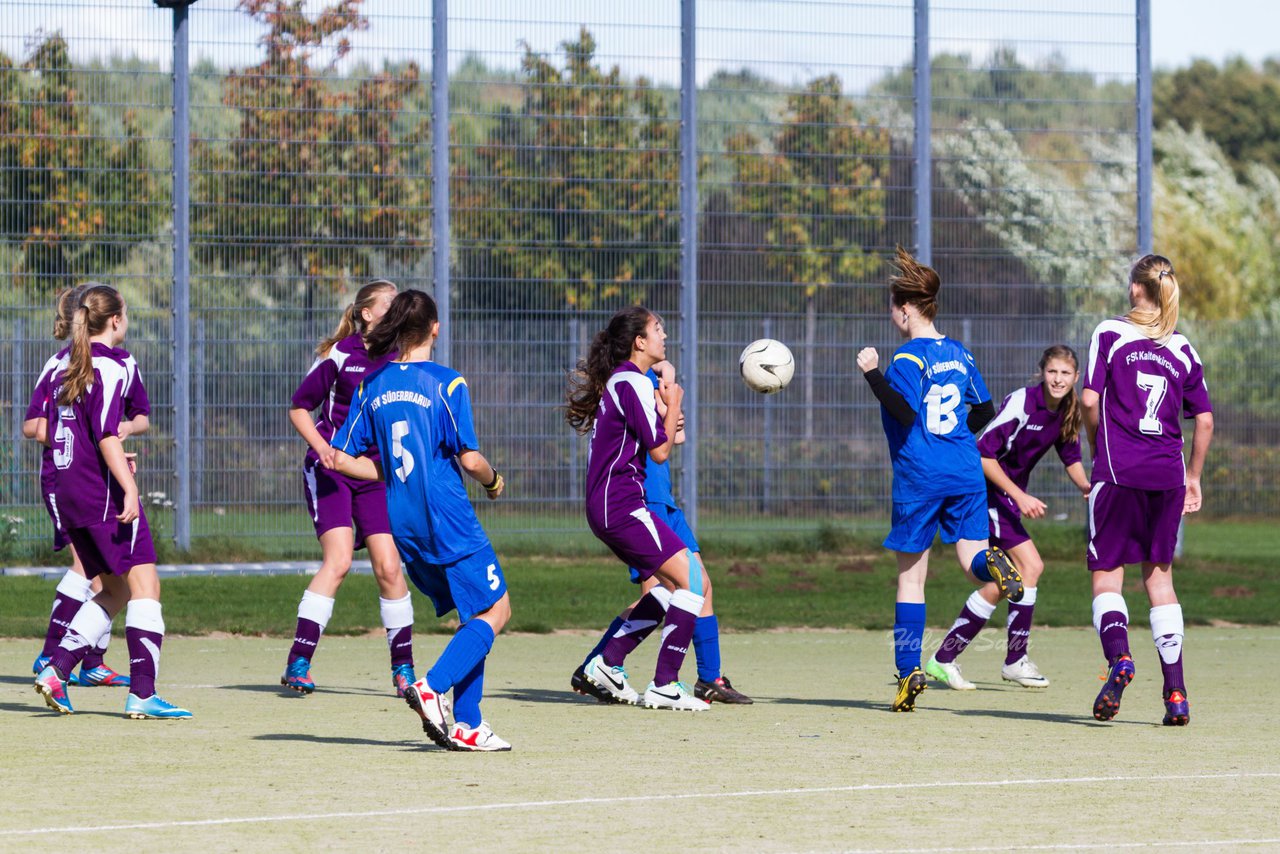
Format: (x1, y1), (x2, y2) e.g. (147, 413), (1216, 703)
(391, 419), (414, 482)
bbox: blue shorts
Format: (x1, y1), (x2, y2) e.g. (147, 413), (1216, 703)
(628, 502), (699, 583)
(884, 491), (989, 553)
(397, 540), (506, 623)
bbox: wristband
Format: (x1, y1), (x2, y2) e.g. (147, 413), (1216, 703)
(483, 470), (502, 491)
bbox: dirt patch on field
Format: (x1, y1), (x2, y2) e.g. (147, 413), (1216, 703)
(726, 561), (764, 578)
(835, 560), (874, 573)
(1212, 586), (1255, 599)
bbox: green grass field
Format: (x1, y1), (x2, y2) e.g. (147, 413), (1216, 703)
(2, 629), (1279, 851)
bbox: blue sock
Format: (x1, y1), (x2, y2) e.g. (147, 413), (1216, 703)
(427, 619), (495, 695)
(451, 658), (485, 728)
(582, 616), (625, 669)
(969, 550), (994, 583)
(692, 615), (721, 682)
(894, 602), (927, 675)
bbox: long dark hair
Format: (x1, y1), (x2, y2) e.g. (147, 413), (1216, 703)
(365, 289), (438, 360)
(889, 245), (940, 321)
(316, 279), (397, 356)
(59, 284), (123, 406)
(1039, 344), (1082, 444)
(565, 306), (654, 434)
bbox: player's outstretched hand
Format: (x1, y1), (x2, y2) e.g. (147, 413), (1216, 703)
(1015, 491), (1047, 519)
(1183, 476), (1202, 515)
(856, 347), (879, 374)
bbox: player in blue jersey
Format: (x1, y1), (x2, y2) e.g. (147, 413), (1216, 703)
(570, 359), (752, 706)
(856, 247), (1023, 712)
(329, 289), (512, 752)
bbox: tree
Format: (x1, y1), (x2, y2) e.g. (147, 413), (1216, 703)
(194, 0), (426, 307)
(725, 74), (890, 438)
(451, 28), (681, 312)
(0, 31), (162, 296)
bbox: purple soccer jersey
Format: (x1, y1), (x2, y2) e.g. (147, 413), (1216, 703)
(583, 361), (685, 575)
(1085, 318), (1212, 491)
(291, 333), (392, 461)
(977, 384), (1082, 491)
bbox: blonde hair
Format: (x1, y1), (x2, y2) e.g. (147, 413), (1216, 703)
(53, 282), (97, 340)
(889, 245), (940, 321)
(1127, 254), (1179, 343)
(315, 279), (397, 356)
(58, 284), (123, 406)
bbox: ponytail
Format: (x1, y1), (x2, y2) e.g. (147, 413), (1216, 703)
(1127, 254), (1180, 344)
(315, 279), (397, 356)
(565, 306), (654, 434)
(58, 285), (123, 406)
(53, 282), (97, 340)
(1039, 344), (1081, 444)
(889, 245), (941, 321)
(366, 289), (438, 360)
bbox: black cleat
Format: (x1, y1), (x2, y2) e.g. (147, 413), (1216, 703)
(694, 675), (753, 704)
(986, 547), (1024, 603)
(892, 668), (927, 712)
(571, 665), (619, 704)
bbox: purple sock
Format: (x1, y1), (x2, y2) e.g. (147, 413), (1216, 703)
(601, 591), (668, 667)
(386, 625), (414, 669)
(41, 590), (83, 659)
(49, 601), (110, 677)
(1005, 597), (1036, 665)
(81, 644), (107, 670)
(126, 627), (163, 699)
(653, 590), (703, 686)
(50, 637), (93, 678)
(934, 592), (994, 665)
(289, 618), (323, 663)
(1098, 611), (1130, 663)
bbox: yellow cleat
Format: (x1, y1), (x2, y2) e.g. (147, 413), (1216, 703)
(892, 667), (928, 712)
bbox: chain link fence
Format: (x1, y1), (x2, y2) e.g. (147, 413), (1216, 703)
(3, 0), (1273, 562)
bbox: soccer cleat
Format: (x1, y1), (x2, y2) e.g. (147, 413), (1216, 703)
(583, 654), (640, 705)
(34, 666), (74, 715)
(571, 665), (618, 704)
(32, 654), (51, 676)
(925, 657), (976, 690)
(1162, 689), (1190, 727)
(404, 678), (453, 749)
(448, 721), (512, 752)
(892, 668), (928, 712)
(75, 664), (131, 688)
(280, 657), (315, 694)
(1001, 655), (1050, 688)
(694, 675), (754, 704)
(641, 681), (710, 711)
(1092, 655), (1135, 721)
(391, 663), (416, 699)
(986, 547), (1024, 603)
(125, 693), (192, 719)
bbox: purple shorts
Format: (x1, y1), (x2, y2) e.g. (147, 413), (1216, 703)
(302, 455), (391, 549)
(588, 504), (687, 580)
(43, 488), (72, 552)
(987, 491), (1030, 552)
(67, 510), (157, 579)
(1087, 482), (1185, 570)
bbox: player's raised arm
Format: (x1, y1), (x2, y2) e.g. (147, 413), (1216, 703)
(858, 346), (916, 427)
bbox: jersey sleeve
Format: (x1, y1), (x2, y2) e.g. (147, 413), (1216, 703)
(291, 355), (339, 411)
(1181, 344), (1212, 417)
(1084, 323), (1114, 395)
(976, 392), (1020, 458)
(885, 350), (927, 413)
(962, 348), (990, 405)
(439, 375), (480, 454)
(618, 375), (667, 450)
(1055, 434), (1083, 467)
(124, 363), (151, 418)
(332, 382), (373, 456)
(86, 370), (124, 446)
(26, 373), (50, 422)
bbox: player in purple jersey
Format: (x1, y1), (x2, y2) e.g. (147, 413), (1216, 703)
(565, 306), (710, 711)
(1081, 255), (1213, 726)
(924, 345), (1092, 691)
(32, 285), (190, 719)
(856, 248), (1022, 712)
(22, 283), (141, 688)
(284, 279), (417, 698)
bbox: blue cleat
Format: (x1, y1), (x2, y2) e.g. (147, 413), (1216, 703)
(32, 654), (51, 676)
(1093, 655), (1135, 721)
(280, 656), (315, 694)
(74, 665), (131, 687)
(391, 663), (416, 698)
(34, 666), (74, 715)
(1163, 689), (1190, 726)
(125, 693), (192, 720)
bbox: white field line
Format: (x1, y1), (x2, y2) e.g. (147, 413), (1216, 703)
(2, 771), (1278, 837)
(835, 840), (1280, 853)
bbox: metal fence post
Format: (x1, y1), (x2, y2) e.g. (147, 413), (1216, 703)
(680, 0), (699, 532)
(193, 315), (205, 505)
(170, 1), (192, 550)
(913, 0), (932, 266)
(1136, 0), (1152, 255)
(431, 0), (451, 366)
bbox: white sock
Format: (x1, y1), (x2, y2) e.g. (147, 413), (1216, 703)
(1149, 603), (1184, 664)
(379, 594), (414, 631)
(1091, 592), (1129, 633)
(1017, 586), (1038, 607)
(649, 587), (673, 610)
(125, 598), (165, 634)
(669, 589), (705, 616)
(56, 570), (94, 602)
(965, 589), (998, 620)
(298, 590), (335, 630)
(60, 602), (111, 656)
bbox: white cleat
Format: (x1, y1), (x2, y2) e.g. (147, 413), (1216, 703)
(448, 720), (512, 752)
(404, 677), (453, 748)
(642, 681), (710, 711)
(583, 654), (640, 705)
(925, 657), (976, 690)
(1001, 655), (1050, 688)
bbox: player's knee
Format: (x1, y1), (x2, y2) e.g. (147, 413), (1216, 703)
(480, 593), (512, 634)
(1020, 557), (1044, 585)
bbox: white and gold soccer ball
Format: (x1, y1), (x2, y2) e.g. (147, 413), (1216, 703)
(739, 338), (795, 394)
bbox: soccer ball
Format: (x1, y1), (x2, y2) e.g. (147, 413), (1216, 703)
(739, 339), (795, 394)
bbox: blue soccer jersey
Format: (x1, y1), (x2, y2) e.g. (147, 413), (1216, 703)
(880, 336), (990, 503)
(333, 361), (489, 564)
(640, 369), (678, 510)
